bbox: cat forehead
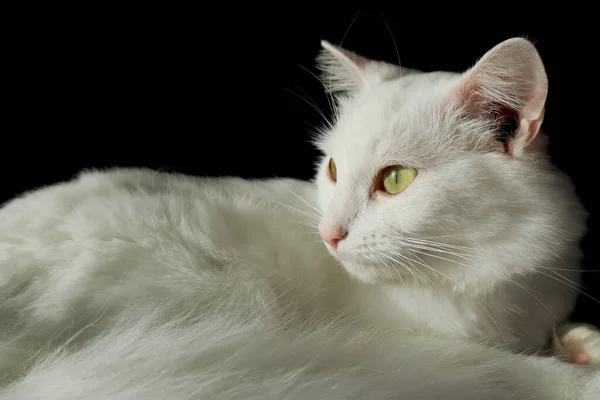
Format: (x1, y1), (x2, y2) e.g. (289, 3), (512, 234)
(319, 71), (463, 166)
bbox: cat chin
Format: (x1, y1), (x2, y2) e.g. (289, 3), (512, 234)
(335, 259), (392, 285)
(325, 248), (397, 284)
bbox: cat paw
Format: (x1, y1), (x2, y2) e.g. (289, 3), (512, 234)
(554, 323), (600, 367)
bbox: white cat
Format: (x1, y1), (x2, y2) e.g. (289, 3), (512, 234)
(0, 37), (598, 399)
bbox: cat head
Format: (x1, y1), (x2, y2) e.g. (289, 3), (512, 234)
(313, 38), (583, 290)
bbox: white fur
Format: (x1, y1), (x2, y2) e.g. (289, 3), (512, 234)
(1, 38), (599, 399)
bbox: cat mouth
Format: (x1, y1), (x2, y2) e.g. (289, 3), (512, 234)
(331, 250), (374, 265)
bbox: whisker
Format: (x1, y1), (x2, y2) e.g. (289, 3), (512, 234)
(402, 243), (479, 263)
(399, 237), (489, 256)
(543, 269), (585, 287)
(535, 269), (600, 305)
(380, 12), (401, 67)
(293, 84), (334, 131)
(540, 267), (600, 273)
(297, 63), (336, 122)
(406, 248), (474, 270)
(265, 198), (320, 222)
(340, 10), (361, 47)
(286, 189), (322, 216)
(365, 243), (406, 284)
(399, 249), (459, 285)
(383, 251), (432, 285)
(507, 278), (557, 318)
(284, 87), (331, 128)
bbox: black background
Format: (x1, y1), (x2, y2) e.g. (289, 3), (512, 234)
(4, 12), (598, 326)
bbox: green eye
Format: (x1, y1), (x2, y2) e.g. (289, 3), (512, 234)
(328, 158), (337, 182)
(382, 166), (418, 195)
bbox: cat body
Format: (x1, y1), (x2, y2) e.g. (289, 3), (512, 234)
(1, 38), (599, 399)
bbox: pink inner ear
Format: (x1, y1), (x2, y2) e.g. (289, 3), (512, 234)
(457, 80), (520, 127)
(522, 90), (547, 121)
(455, 79), (490, 116)
(450, 38), (549, 157)
(490, 103), (521, 153)
(455, 67), (547, 157)
(343, 50), (367, 70)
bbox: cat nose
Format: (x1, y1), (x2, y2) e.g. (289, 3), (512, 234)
(319, 225), (348, 249)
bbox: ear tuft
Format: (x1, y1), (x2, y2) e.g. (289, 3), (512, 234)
(316, 40), (406, 94)
(316, 41), (370, 93)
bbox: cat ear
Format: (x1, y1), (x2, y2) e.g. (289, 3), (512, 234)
(456, 37), (548, 157)
(316, 40), (404, 94)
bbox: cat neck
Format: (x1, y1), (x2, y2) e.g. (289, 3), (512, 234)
(350, 254), (579, 352)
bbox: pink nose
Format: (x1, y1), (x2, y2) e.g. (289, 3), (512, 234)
(319, 225), (348, 249)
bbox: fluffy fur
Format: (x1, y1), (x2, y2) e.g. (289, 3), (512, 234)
(0, 38), (599, 399)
